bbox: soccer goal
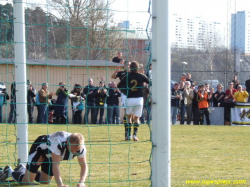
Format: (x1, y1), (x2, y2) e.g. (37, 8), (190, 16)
(0, 0), (171, 186)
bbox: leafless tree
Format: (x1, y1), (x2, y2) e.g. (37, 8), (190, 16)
(50, 0), (123, 60)
(171, 44), (235, 86)
(26, 7), (58, 59)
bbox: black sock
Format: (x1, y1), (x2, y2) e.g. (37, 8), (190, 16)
(124, 123), (131, 137)
(14, 172), (24, 182)
(124, 123), (128, 137)
(19, 173), (24, 182)
(133, 123), (139, 136)
(128, 123), (131, 137)
(35, 171), (41, 182)
(123, 115), (127, 124)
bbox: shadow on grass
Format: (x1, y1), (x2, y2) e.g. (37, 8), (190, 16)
(1, 180), (39, 186)
(0, 180), (40, 187)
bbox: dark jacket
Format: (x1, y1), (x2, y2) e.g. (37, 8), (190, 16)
(246, 79), (250, 93)
(186, 78), (193, 85)
(179, 88), (184, 105)
(106, 88), (113, 105)
(83, 85), (97, 103)
(192, 90), (199, 108)
(27, 86), (36, 104)
(54, 88), (69, 116)
(171, 88), (181, 107)
(213, 91), (226, 107)
(112, 57), (123, 63)
(142, 87), (150, 106)
(10, 82), (16, 100)
(95, 88), (108, 106)
(107, 88), (121, 105)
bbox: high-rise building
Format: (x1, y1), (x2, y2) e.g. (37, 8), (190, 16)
(231, 11), (250, 54)
(118, 15), (227, 51)
(171, 14), (227, 50)
(118, 21), (130, 29)
(118, 21), (150, 36)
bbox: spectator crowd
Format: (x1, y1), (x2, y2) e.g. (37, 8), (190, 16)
(0, 53), (152, 127)
(171, 73), (250, 125)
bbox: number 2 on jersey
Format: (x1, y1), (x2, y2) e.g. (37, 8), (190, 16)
(131, 79), (138, 91)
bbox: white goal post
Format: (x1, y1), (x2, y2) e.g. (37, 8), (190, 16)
(152, 0), (171, 186)
(14, 0), (28, 164)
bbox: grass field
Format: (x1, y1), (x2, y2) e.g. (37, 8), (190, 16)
(0, 124), (250, 186)
(172, 125), (250, 187)
(0, 123), (151, 187)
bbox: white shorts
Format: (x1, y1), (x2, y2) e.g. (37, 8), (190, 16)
(126, 97), (143, 117)
(121, 93), (127, 108)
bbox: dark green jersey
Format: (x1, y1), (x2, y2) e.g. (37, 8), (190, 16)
(118, 72), (149, 98)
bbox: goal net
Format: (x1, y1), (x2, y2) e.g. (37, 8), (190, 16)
(0, 0), (152, 186)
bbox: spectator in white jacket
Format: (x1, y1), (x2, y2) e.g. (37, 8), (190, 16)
(183, 81), (194, 125)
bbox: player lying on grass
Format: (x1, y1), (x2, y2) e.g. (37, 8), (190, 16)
(10, 131), (88, 187)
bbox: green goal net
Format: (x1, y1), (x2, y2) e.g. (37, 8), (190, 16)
(0, 0), (152, 186)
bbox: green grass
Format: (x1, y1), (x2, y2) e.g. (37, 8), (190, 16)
(1, 124), (250, 186)
(172, 125), (250, 187)
(0, 123), (152, 187)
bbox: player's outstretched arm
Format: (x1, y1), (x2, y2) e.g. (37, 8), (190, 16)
(111, 70), (119, 79)
(77, 156), (88, 187)
(52, 152), (69, 187)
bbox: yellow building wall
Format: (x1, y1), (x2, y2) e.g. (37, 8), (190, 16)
(0, 64), (124, 123)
